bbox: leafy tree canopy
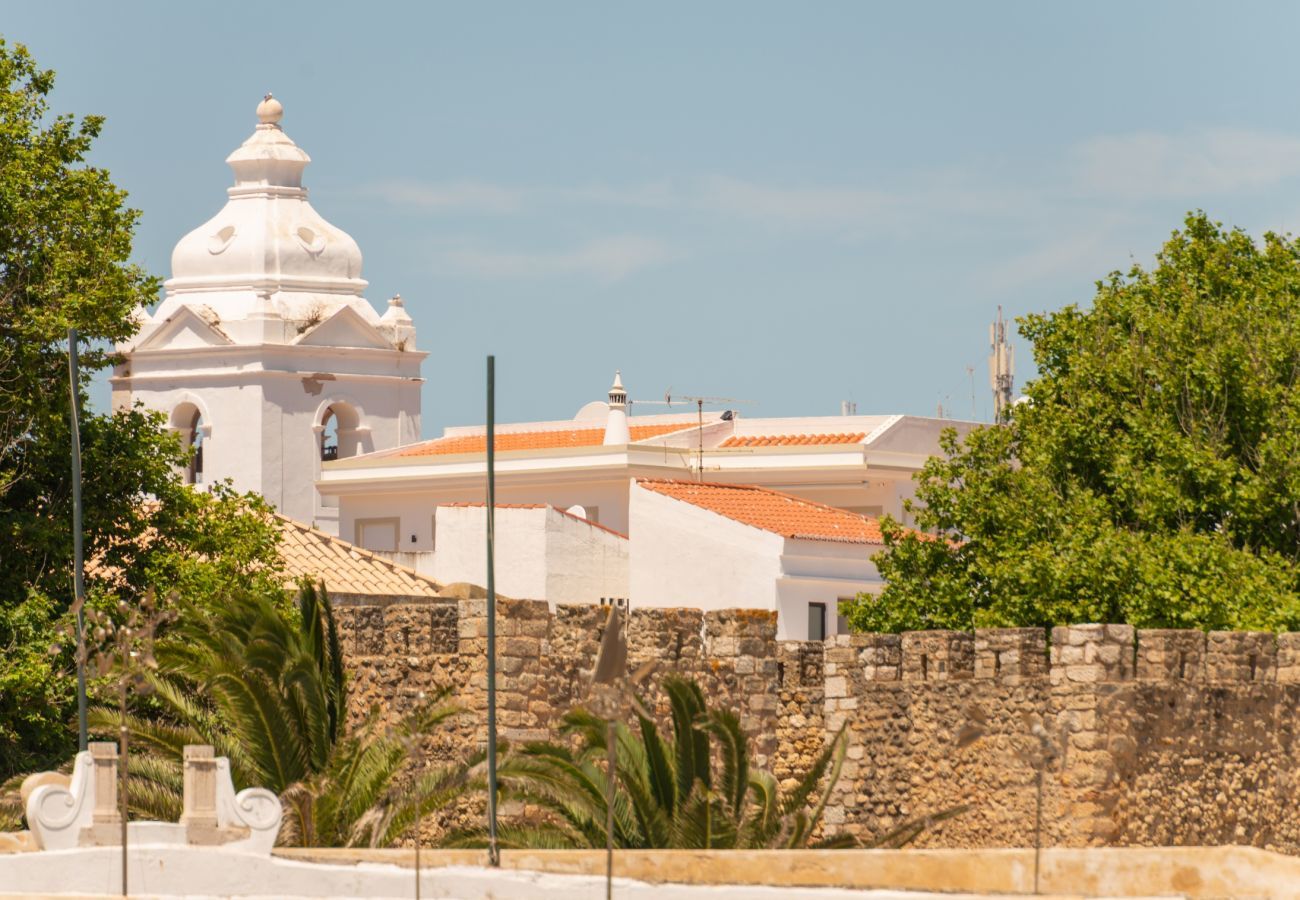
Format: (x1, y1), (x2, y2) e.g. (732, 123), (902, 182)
(852, 213), (1300, 633)
(0, 39), (280, 779)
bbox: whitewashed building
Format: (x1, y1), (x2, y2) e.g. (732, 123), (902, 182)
(111, 96), (423, 527)
(378, 503), (628, 607)
(629, 479), (886, 640)
(320, 372), (976, 544)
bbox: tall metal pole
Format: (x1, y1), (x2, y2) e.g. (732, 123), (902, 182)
(485, 355), (500, 867)
(67, 328), (87, 751)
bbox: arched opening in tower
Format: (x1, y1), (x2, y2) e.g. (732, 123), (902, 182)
(320, 403), (361, 461)
(171, 403), (205, 485)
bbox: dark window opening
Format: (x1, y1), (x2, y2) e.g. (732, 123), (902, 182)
(808, 602), (827, 642)
(321, 409), (340, 461)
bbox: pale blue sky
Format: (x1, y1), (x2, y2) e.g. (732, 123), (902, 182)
(11, 2), (1300, 430)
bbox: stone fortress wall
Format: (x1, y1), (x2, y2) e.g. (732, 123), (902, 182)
(334, 596), (1300, 851)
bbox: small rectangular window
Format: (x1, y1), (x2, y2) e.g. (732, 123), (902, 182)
(355, 517), (399, 552)
(808, 602), (827, 642)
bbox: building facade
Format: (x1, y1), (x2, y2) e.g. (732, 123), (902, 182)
(111, 95), (423, 527)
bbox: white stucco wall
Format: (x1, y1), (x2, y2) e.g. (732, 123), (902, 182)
(377, 505), (628, 606)
(776, 537), (883, 640)
(338, 479), (631, 549)
(628, 484), (783, 614)
(628, 485), (884, 640)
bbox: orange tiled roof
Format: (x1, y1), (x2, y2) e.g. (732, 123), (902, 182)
(275, 515), (442, 598)
(391, 423), (693, 458)
(637, 479), (885, 544)
(88, 512), (443, 600)
(719, 432), (866, 448)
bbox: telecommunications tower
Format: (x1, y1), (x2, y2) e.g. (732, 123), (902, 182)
(989, 306), (1014, 421)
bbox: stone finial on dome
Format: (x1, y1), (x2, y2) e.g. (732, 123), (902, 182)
(256, 93), (284, 126)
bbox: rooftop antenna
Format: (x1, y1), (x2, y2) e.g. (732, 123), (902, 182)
(677, 395), (751, 479)
(967, 364), (977, 420)
(989, 307), (1014, 422)
(629, 389), (753, 479)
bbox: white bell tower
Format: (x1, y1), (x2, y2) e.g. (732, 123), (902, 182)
(112, 95), (424, 532)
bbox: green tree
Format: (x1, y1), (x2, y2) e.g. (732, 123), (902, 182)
(851, 213), (1300, 633)
(0, 39), (282, 778)
(94, 584), (465, 848)
(452, 676), (853, 850)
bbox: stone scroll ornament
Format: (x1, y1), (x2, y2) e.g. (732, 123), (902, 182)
(24, 746), (104, 851)
(24, 744), (282, 854)
(213, 757), (282, 853)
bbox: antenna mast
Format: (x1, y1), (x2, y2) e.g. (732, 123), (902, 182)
(989, 306), (1014, 421)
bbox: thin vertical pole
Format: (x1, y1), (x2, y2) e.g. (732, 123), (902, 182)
(485, 355), (500, 867)
(605, 719), (616, 900)
(119, 645), (128, 898)
(67, 328), (87, 752)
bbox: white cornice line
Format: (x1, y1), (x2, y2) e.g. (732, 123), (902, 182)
(863, 414), (903, 445)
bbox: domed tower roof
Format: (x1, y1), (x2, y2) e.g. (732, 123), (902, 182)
(153, 94), (380, 331)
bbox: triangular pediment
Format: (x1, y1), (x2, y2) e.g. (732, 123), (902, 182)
(293, 305), (393, 350)
(134, 305), (233, 351)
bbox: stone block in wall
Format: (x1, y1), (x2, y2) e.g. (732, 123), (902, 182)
(630, 607), (704, 665)
(777, 641), (824, 689)
(1049, 624), (1134, 684)
(705, 609), (778, 657)
(382, 601), (458, 657)
(1205, 631), (1276, 682)
(973, 628), (1047, 682)
(844, 633), (902, 683)
(1278, 633), (1300, 682)
(336, 605), (385, 657)
(1135, 629), (1206, 681)
(901, 630), (974, 681)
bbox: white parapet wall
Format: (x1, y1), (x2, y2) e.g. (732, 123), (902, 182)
(380, 504), (629, 607)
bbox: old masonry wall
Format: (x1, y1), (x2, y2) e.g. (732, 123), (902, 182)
(334, 597), (1300, 851)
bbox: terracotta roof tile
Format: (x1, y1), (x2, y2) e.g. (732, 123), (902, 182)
(390, 423), (693, 458)
(636, 479), (885, 544)
(89, 513), (443, 600)
(718, 432), (867, 448)
(275, 515), (441, 598)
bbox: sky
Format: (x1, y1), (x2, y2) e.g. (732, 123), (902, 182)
(11, 1), (1300, 431)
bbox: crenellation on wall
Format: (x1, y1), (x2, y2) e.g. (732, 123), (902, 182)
(849, 632), (903, 684)
(974, 628), (1046, 682)
(902, 630), (974, 681)
(1050, 624), (1134, 684)
(335, 604), (386, 657)
(382, 600), (458, 657)
(1277, 633), (1300, 682)
(1205, 631), (1276, 683)
(1135, 629), (1206, 681)
(338, 599), (1300, 854)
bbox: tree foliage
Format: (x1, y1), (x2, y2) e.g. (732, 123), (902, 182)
(852, 213), (1300, 633)
(0, 39), (280, 778)
(92, 584), (466, 848)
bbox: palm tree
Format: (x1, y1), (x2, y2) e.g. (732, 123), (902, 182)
(91, 583), (464, 847)
(452, 675), (854, 849)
